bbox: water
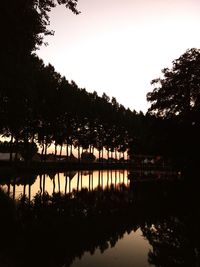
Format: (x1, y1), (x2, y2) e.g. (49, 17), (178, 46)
(0, 169), (199, 267)
(70, 229), (151, 267)
(0, 169), (179, 200)
(0, 169), (130, 200)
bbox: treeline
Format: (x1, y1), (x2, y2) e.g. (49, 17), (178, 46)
(0, 0), (149, 162)
(0, 53), (140, 161)
(1, 0), (200, 164)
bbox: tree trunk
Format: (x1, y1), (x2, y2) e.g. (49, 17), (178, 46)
(65, 177), (68, 195)
(54, 144), (57, 156)
(107, 170), (109, 188)
(80, 171), (83, 189)
(39, 174), (42, 192)
(9, 134), (14, 162)
(66, 142), (69, 158)
(89, 173), (91, 191)
(23, 184), (26, 196)
(91, 172), (93, 191)
(78, 145), (80, 162)
(13, 177), (16, 200)
(28, 184), (31, 204)
(58, 173), (60, 193)
(14, 137), (19, 162)
(115, 170), (117, 188)
(77, 171), (80, 191)
(43, 173), (45, 194)
(7, 179), (10, 196)
(53, 177), (55, 193)
(41, 143), (44, 162)
(69, 179), (71, 193)
(98, 170), (101, 187)
(44, 142), (48, 162)
(59, 145), (63, 158)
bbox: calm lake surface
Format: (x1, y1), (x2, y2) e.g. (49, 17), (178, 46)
(70, 228), (151, 267)
(0, 169), (199, 267)
(1, 169), (130, 200)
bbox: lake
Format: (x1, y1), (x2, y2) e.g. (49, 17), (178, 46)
(0, 169), (129, 200)
(0, 169), (199, 267)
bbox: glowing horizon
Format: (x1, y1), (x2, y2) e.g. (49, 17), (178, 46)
(37, 0), (200, 112)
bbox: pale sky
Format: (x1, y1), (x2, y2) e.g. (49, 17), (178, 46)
(37, 0), (200, 112)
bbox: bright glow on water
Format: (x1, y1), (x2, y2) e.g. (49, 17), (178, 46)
(1, 170), (130, 200)
(0, 169), (198, 267)
(70, 229), (152, 267)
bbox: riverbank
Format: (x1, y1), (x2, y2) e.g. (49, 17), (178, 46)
(0, 160), (176, 176)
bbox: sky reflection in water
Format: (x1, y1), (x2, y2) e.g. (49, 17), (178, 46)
(71, 229), (151, 267)
(1, 170), (129, 200)
(0, 169), (199, 267)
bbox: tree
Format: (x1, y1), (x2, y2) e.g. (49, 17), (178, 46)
(142, 216), (199, 267)
(0, 0), (80, 121)
(1, 0), (141, 161)
(1, 0), (79, 56)
(146, 48), (200, 159)
(147, 48), (200, 125)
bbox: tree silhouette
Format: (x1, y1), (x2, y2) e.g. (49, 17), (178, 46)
(142, 216), (200, 267)
(0, 0), (172, 163)
(147, 48), (200, 124)
(146, 48), (200, 159)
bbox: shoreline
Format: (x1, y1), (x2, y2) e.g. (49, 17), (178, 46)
(0, 160), (177, 176)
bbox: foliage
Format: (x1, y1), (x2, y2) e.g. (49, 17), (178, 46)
(2, 1), (200, 161)
(147, 48), (200, 124)
(146, 48), (200, 159)
(81, 152), (96, 162)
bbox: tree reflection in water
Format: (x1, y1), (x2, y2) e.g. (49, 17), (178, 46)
(142, 216), (200, 267)
(0, 171), (199, 267)
(0, 170), (130, 200)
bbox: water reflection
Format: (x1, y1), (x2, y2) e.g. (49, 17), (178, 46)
(70, 229), (151, 267)
(141, 215), (200, 267)
(0, 170), (199, 267)
(0, 169), (129, 200)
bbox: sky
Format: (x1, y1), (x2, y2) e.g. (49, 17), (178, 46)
(37, 0), (200, 112)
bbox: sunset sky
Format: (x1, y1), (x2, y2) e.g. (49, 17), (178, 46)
(37, 0), (200, 112)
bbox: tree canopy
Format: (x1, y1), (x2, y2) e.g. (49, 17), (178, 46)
(147, 48), (200, 125)
(3, 0), (200, 163)
(1, 0), (79, 55)
(1, 0), (152, 162)
(146, 48), (200, 160)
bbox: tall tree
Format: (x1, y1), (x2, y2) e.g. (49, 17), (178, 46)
(146, 48), (200, 159)
(147, 48), (200, 124)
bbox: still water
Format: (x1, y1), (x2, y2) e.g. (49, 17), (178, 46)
(1, 169), (130, 200)
(70, 229), (151, 267)
(0, 169), (179, 200)
(0, 169), (199, 267)
(1, 170), (129, 199)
